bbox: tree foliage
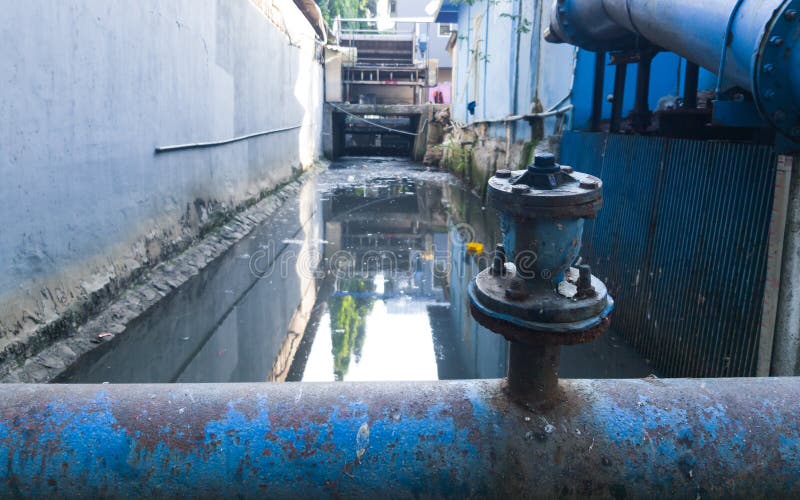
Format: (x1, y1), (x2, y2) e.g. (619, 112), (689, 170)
(315, 0), (372, 25)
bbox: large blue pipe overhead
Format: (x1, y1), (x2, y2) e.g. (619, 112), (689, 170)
(547, 0), (800, 140)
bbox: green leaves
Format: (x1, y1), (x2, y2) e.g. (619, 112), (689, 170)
(499, 12), (532, 33)
(315, 0), (370, 25)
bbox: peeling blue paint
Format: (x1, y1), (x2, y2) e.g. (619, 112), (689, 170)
(1, 380), (799, 497)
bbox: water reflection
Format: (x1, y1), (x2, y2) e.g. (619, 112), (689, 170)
(298, 173), (455, 381)
(329, 278), (374, 379)
(58, 158), (654, 384)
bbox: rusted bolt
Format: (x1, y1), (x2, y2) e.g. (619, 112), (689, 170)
(580, 180), (600, 190)
(770, 36), (784, 46)
(764, 89), (776, 100)
(512, 184), (531, 194)
(496, 169), (512, 179)
(785, 9), (798, 21)
(577, 264), (597, 299)
(492, 244), (506, 276)
(763, 63), (775, 74)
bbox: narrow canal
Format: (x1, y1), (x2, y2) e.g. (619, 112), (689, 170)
(57, 158), (654, 384)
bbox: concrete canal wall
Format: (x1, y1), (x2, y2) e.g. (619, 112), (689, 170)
(0, 0), (324, 373)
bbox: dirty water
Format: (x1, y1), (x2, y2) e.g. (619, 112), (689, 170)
(57, 158), (655, 384)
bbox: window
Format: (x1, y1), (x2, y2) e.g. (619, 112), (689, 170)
(438, 23), (455, 37)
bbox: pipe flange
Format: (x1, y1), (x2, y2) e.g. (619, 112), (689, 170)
(488, 169), (603, 219)
(754, 0), (800, 141)
(468, 274), (614, 346)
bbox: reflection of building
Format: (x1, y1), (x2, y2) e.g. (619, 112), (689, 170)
(320, 177), (450, 379)
(323, 178), (447, 275)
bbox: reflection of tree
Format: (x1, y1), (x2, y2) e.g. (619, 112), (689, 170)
(329, 278), (375, 380)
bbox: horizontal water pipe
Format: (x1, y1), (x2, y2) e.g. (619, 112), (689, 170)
(1, 378), (799, 497)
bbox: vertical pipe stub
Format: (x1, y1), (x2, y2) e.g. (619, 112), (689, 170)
(469, 155), (614, 402)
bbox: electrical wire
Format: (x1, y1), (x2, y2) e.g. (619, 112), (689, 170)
(155, 125), (302, 153)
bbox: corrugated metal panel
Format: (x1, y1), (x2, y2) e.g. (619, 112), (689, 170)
(561, 131), (777, 377)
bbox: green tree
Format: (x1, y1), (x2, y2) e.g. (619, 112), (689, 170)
(315, 0), (371, 25)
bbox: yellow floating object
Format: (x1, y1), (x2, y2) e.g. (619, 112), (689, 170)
(466, 242), (484, 255)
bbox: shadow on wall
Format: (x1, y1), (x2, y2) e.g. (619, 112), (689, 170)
(0, 0), (323, 375)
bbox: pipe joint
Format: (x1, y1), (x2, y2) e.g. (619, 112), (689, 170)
(548, 0), (800, 143)
(469, 154), (614, 404)
(753, 0), (800, 140)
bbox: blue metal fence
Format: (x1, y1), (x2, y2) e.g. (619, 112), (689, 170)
(561, 131), (778, 377)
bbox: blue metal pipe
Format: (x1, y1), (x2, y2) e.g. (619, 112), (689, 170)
(1, 378), (800, 497)
(547, 0), (800, 140)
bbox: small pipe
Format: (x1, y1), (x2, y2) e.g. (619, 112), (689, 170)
(511, 0), (523, 118)
(507, 343), (561, 405)
(634, 56), (652, 114)
(632, 54), (653, 132)
(590, 51), (607, 131)
(459, 105), (576, 128)
(155, 125), (302, 153)
(610, 63), (628, 133)
(684, 61), (700, 108)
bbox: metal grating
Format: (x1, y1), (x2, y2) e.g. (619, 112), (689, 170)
(561, 131), (778, 377)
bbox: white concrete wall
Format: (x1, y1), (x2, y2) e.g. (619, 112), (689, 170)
(0, 0), (323, 341)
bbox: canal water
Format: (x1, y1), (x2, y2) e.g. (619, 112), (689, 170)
(57, 158), (655, 384)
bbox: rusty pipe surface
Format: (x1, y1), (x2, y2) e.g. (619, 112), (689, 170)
(1, 379), (800, 497)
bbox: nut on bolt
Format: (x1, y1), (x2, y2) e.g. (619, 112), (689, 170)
(512, 184), (531, 194)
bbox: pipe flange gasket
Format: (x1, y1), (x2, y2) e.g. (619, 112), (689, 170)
(468, 284), (614, 346)
(754, 0), (800, 141)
